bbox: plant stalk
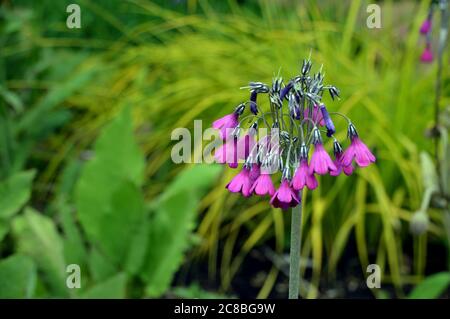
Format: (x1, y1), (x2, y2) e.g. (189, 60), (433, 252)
(289, 202), (303, 299)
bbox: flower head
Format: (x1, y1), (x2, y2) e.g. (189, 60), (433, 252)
(341, 123), (376, 167)
(211, 57), (375, 210)
(270, 179), (300, 210)
(226, 166), (252, 197)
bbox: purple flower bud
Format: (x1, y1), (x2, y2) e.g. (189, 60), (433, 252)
(250, 91), (258, 115)
(319, 103), (335, 137)
(420, 19), (432, 34)
(279, 81), (293, 100)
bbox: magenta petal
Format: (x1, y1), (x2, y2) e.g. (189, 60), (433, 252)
(309, 143), (337, 175)
(420, 46), (433, 63)
(251, 174), (275, 196)
(212, 113), (238, 140)
(420, 19), (432, 34)
(270, 180), (300, 209)
(226, 168), (252, 197)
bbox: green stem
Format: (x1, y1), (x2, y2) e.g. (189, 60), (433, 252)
(289, 202), (303, 299)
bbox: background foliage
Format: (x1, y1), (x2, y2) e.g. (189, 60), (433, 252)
(0, 0), (448, 298)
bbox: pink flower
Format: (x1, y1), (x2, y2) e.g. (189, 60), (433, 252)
(212, 113), (238, 140)
(309, 143), (337, 175)
(270, 179), (300, 210)
(236, 132), (256, 160)
(341, 137), (376, 168)
(330, 152), (354, 176)
(214, 138), (238, 168)
(420, 44), (433, 63)
(250, 173), (275, 196)
(304, 104), (325, 126)
(420, 19), (432, 34)
(226, 167), (252, 197)
(292, 160), (318, 190)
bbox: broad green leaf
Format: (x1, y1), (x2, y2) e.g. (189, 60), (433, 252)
(124, 219), (150, 276)
(142, 164), (221, 297)
(0, 254), (36, 298)
(12, 208), (68, 297)
(81, 273), (128, 299)
(0, 170), (36, 219)
(76, 107), (145, 267)
(143, 189), (197, 297)
(408, 272), (450, 299)
(88, 249), (118, 283)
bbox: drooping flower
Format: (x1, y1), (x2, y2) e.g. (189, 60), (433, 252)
(270, 179), (300, 210)
(341, 123), (376, 168)
(420, 43), (433, 63)
(304, 104), (325, 126)
(226, 166), (252, 197)
(308, 129), (337, 175)
(420, 18), (432, 34)
(292, 160), (318, 190)
(212, 103), (245, 140)
(330, 140), (354, 176)
(214, 137), (238, 168)
(292, 144), (318, 190)
(250, 172), (275, 196)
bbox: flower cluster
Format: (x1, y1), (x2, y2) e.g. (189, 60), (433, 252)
(212, 57), (375, 210)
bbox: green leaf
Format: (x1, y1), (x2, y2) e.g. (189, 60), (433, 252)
(81, 273), (128, 299)
(142, 165), (221, 297)
(408, 272), (450, 299)
(12, 208), (68, 297)
(0, 170), (36, 219)
(0, 254), (36, 298)
(76, 107), (145, 268)
(88, 249), (118, 283)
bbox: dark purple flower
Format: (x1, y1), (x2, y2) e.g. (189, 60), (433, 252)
(270, 179), (300, 210)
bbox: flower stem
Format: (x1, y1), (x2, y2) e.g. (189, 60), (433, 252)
(289, 202), (303, 299)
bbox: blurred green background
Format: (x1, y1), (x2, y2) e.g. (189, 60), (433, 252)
(0, 0), (449, 299)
